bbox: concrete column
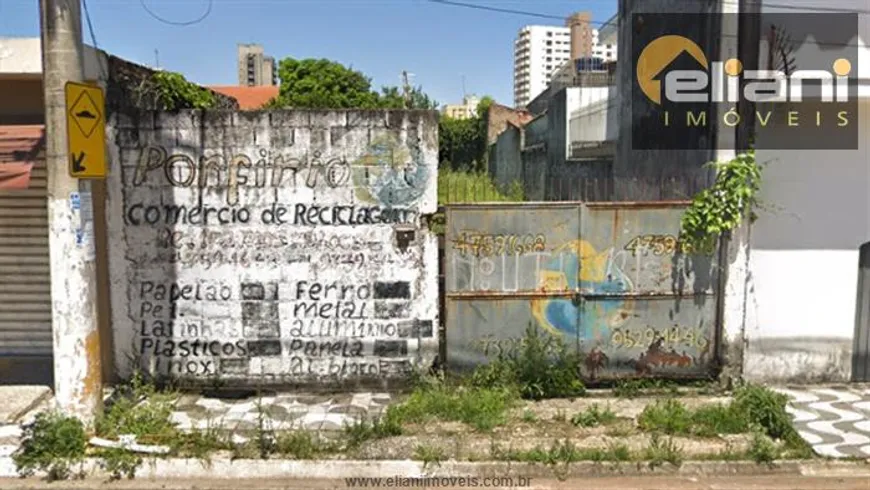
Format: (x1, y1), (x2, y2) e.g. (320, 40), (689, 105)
(39, 0), (103, 424)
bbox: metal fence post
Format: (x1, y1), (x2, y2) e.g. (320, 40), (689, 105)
(851, 242), (870, 382)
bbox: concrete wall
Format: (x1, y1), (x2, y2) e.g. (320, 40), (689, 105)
(569, 90), (617, 143)
(743, 99), (870, 383)
(489, 124), (523, 191)
(105, 109), (439, 388)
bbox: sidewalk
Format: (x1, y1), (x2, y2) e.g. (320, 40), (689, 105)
(0, 386), (51, 459)
(773, 385), (870, 458)
(1, 383), (869, 481)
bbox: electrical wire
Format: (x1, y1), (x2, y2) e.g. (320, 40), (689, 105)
(426, 0), (605, 23)
(428, 0), (870, 19)
(81, 0), (109, 81)
(140, 0), (213, 26)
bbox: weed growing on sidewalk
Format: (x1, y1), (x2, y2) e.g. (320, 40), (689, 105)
(95, 372), (177, 445)
(396, 382), (518, 431)
(643, 433), (684, 468)
(747, 430), (779, 464)
(414, 443), (447, 468)
(274, 431), (341, 459)
(491, 439), (632, 465)
(343, 408), (404, 449)
(571, 404), (618, 427)
(636, 383), (812, 461)
(13, 411), (87, 481)
(469, 323), (585, 400)
(97, 448), (142, 480)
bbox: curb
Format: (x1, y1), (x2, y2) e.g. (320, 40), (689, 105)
(0, 457), (868, 480)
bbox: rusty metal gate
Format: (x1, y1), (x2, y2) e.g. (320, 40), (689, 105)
(444, 202), (721, 381)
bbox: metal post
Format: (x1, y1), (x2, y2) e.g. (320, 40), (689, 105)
(39, 0), (103, 423)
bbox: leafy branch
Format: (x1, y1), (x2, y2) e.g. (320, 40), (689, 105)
(150, 71), (216, 111)
(679, 150), (761, 254)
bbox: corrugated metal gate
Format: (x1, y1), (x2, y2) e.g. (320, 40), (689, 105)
(444, 202), (721, 380)
(0, 126), (52, 357)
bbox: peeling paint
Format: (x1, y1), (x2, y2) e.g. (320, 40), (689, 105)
(105, 110), (440, 388)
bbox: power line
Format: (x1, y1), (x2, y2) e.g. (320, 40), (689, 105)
(140, 0), (213, 26)
(427, 0), (603, 23)
(429, 0), (870, 20)
(81, 0), (109, 80)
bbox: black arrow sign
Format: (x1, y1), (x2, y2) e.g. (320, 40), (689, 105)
(71, 152), (86, 173)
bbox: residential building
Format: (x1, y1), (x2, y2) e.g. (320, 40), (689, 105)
(513, 26), (572, 108)
(237, 43), (277, 87)
(441, 95), (480, 120)
(513, 13), (617, 108)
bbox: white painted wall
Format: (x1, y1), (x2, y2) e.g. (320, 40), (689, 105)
(734, 2), (870, 382)
(566, 87), (615, 148)
(744, 98), (870, 382)
(0, 37), (106, 80)
(105, 110), (439, 386)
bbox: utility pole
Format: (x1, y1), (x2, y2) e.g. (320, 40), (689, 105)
(39, 0), (103, 424)
(401, 70), (412, 109)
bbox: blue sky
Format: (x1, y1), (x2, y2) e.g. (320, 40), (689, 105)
(0, 0), (616, 106)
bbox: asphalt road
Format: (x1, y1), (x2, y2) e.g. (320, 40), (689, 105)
(1, 475), (869, 489)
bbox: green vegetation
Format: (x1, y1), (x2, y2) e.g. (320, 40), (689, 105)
(680, 150), (761, 254)
(438, 96), (492, 172)
(267, 58), (438, 110)
(150, 71), (217, 110)
(470, 323), (585, 400)
(438, 168), (524, 204)
(571, 404), (618, 428)
(391, 382), (518, 431)
(414, 444), (447, 468)
(492, 439), (632, 465)
(14, 411), (87, 481)
(430, 168), (525, 235)
(12, 369), (812, 479)
(636, 383), (812, 459)
(643, 433), (684, 468)
(267, 57), (497, 173)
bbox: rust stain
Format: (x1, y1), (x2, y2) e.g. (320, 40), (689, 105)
(611, 209), (621, 246)
(81, 330), (103, 413)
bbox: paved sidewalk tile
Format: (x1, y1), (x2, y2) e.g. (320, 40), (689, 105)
(169, 392), (393, 433)
(774, 386), (870, 459)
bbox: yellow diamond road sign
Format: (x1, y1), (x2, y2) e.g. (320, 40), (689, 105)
(65, 81), (106, 179)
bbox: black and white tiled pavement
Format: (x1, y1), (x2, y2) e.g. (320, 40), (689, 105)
(774, 386), (870, 459)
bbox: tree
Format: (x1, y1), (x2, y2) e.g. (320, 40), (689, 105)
(380, 86), (438, 110)
(268, 57), (438, 111)
(266, 56), (495, 173)
(272, 58), (382, 109)
(438, 94), (496, 172)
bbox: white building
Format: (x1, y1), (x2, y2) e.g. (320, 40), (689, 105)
(514, 26), (572, 108)
(441, 95), (481, 120)
(514, 23), (617, 108)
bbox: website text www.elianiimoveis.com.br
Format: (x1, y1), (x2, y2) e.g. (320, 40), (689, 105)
(344, 475), (532, 487)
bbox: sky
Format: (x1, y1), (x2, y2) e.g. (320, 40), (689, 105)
(0, 0), (617, 106)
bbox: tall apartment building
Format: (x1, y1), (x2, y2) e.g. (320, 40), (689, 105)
(513, 13), (617, 108)
(237, 43), (277, 87)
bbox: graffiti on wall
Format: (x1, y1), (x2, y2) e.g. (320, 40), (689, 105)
(110, 112), (438, 385)
(445, 205), (718, 379)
